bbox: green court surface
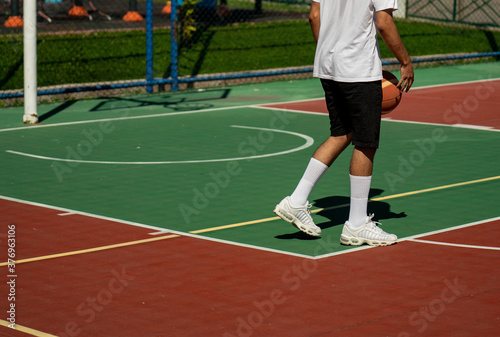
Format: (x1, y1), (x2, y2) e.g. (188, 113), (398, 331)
(1, 63), (499, 257)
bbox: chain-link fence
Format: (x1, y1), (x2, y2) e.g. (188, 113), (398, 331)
(1, 0), (499, 106)
(407, 0), (500, 27)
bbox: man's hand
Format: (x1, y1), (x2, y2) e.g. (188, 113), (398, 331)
(398, 62), (414, 93)
(376, 9), (414, 92)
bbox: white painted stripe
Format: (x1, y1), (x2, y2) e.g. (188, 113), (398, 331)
(408, 238), (500, 251)
(253, 105), (327, 116)
(255, 77), (500, 108)
(0, 104), (251, 133)
(57, 212), (75, 216)
(381, 118), (500, 132)
(1, 195), (498, 260)
(6, 125), (314, 165)
(314, 216), (500, 259)
(409, 77), (500, 91)
(149, 229), (171, 235)
(1, 79), (499, 134)
(452, 123), (494, 130)
(0, 195), (315, 260)
(400, 216), (500, 240)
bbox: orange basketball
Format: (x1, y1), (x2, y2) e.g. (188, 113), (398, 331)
(381, 71), (402, 114)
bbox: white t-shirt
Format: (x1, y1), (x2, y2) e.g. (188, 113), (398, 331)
(312, 0), (398, 82)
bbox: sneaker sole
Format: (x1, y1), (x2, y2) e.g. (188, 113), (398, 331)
(273, 206), (321, 237)
(340, 234), (397, 247)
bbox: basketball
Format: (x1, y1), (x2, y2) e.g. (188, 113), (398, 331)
(382, 70), (402, 114)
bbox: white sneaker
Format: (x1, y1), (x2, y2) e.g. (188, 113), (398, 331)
(340, 214), (397, 246)
(273, 196), (321, 237)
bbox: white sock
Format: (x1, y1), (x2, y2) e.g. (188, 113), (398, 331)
(290, 158), (329, 207)
(348, 174), (372, 229)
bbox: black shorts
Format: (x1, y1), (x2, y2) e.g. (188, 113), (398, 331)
(320, 79), (382, 148)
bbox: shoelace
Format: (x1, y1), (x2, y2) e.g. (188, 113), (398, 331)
(306, 203), (312, 213)
(366, 214), (387, 234)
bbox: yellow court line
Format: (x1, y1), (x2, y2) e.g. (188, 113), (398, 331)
(0, 234), (179, 267)
(190, 216), (280, 234)
(370, 175), (500, 202)
(0, 319), (57, 336)
(190, 175), (500, 234)
(1, 176), (497, 265)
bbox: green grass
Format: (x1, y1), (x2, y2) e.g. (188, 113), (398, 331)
(1, 18), (499, 90)
(227, 0), (310, 12)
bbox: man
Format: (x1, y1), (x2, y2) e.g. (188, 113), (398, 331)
(273, 0), (414, 246)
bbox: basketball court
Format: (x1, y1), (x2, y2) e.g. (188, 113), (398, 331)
(0, 62), (499, 336)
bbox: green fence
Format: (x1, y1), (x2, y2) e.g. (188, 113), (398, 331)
(1, 0), (499, 106)
(407, 0), (500, 27)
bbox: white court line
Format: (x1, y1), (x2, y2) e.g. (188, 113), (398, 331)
(0, 195), (315, 260)
(254, 77), (500, 108)
(407, 77), (500, 91)
(1, 77), (498, 134)
(407, 239), (500, 251)
(0, 104), (253, 133)
(2, 195), (499, 260)
(256, 105), (500, 133)
(382, 118), (500, 132)
(253, 105), (327, 116)
(313, 216), (500, 259)
(57, 212), (75, 216)
(6, 125), (315, 165)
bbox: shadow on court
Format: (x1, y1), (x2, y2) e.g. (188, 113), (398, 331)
(89, 88), (231, 112)
(276, 188), (407, 240)
(38, 100), (79, 123)
(36, 88), (232, 123)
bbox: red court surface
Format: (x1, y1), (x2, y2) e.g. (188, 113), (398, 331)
(262, 80), (500, 130)
(0, 198), (498, 336)
(416, 219), (500, 248)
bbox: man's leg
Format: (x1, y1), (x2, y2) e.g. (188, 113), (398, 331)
(341, 144), (397, 246)
(274, 134), (352, 237)
(348, 146), (376, 228)
(350, 145), (376, 176)
(289, 134), (351, 207)
(274, 78), (352, 237)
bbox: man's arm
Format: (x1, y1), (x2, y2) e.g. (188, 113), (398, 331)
(376, 9), (414, 92)
(309, 1), (320, 44)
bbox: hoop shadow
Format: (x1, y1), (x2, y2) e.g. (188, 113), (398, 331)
(275, 188), (406, 240)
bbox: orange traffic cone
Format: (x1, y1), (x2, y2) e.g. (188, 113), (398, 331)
(162, 1), (171, 15)
(123, 11), (143, 22)
(4, 16), (23, 27)
(68, 5), (88, 17)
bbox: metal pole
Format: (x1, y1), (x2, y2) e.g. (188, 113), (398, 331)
(170, 0), (179, 92)
(23, 0), (38, 124)
(255, 0), (262, 14)
(452, 0), (457, 21)
(146, 0), (154, 93)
